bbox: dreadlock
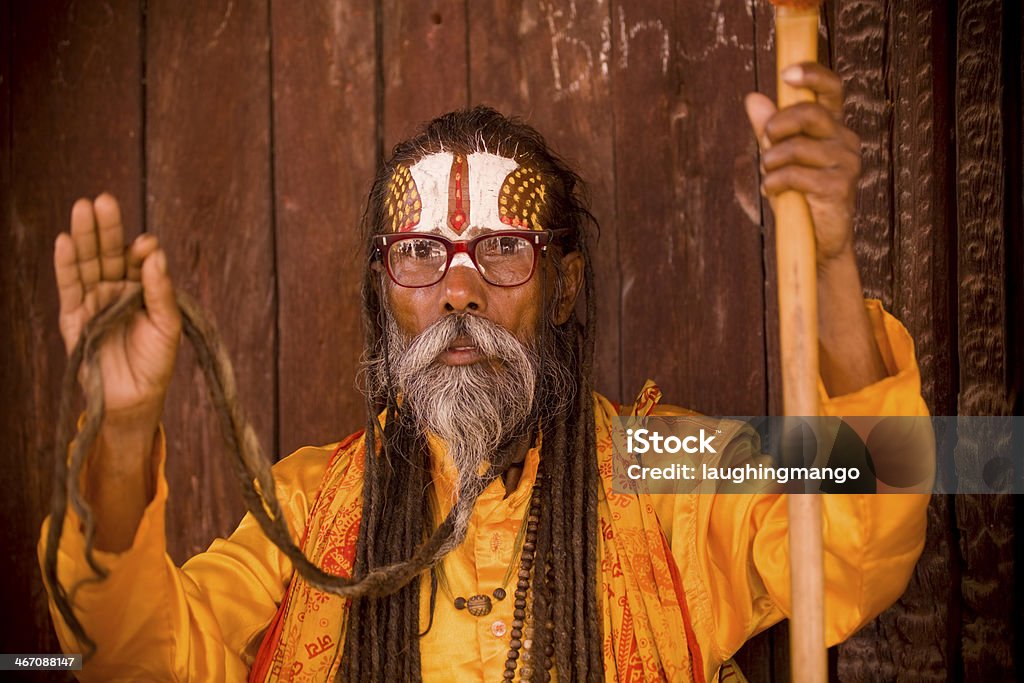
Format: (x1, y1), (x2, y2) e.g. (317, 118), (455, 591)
(338, 107), (604, 682)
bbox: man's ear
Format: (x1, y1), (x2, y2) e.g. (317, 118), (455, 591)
(370, 259), (387, 298)
(552, 251), (584, 325)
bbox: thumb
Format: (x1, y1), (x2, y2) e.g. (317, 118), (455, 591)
(744, 92), (777, 150)
(140, 249), (181, 339)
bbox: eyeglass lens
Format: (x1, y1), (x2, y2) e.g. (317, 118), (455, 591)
(388, 235), (535, 287)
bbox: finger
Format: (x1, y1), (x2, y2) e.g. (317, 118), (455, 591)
(762, 165), (853, 202)
(839, 126), (861, 153)
(94, 193), (126, 281)
(140, 249), (181, 338)
(70, 198), (101, 289)
(764, 102), (839, 143)
(762, 138), (858, 173)
(744, 92), (778, 150)
(781, 63), (844, 118)
(126, 234), (159, 281)
(54, 234), (85, 353)
(54, 232), (83, 311)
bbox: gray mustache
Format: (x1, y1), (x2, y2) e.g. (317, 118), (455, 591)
(401, 314), (525, 368)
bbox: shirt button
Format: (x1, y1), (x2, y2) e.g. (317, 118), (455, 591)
(491, 620), (508, 638)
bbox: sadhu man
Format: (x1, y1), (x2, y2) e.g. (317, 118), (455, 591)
(41, 63), (930, 681)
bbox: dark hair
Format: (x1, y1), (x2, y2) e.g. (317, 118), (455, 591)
(340, 106), (603, 682)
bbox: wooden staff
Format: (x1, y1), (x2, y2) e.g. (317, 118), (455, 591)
(769, 1), (826, 681)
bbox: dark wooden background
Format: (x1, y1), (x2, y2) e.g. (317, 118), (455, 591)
(2, 1), (1020, 680)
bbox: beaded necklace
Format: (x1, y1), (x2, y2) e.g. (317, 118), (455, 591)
(434, 496), (531, 616)
(430, 474), (550, 680)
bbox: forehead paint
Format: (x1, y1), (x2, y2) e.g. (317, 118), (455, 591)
(383, 152), (549, 238)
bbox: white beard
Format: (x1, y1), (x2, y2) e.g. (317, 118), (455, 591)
(380, 311), (540, 554)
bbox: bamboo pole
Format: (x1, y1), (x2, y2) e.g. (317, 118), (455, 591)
(771, 3), (827, 682)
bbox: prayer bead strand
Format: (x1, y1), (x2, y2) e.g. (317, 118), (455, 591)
(503, 475), (551, 681)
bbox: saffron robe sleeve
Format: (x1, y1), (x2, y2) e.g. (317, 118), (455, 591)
(37, 439), (334, 681)
(653, 300), (932, 681)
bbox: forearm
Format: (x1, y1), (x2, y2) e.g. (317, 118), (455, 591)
(38, 437), (315, 681)
(83, 415), (160, 552)
(816, 247), (888, 396)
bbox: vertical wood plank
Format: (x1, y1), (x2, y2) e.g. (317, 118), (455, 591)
(271, 1), (377, 454)
(468, 0), (621, 401)
(1007, 0), (1024, 424)
(953, 0), (1015, 679)
(1, 0), (143, 662)
(735, 2), (791, 676)
(833, 0), (893, 307)
(617, 1), (766, 415)
(146, 1), (273, 562)
(755, 0), (783, 420)
(381, 0), (467, 152)
(837, 1), (960, 679)
(890, 0), (957, 415)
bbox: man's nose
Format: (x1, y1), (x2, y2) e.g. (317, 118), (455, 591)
(441, 255), (487, 313)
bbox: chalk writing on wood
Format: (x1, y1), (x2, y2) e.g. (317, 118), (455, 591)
(541, 0), (672, 99)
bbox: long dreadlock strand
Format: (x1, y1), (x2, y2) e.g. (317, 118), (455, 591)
(581, 233), (603, 678)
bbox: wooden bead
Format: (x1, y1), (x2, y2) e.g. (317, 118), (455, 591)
(467, 594), (492, 617)
(493, 587), (507, 600)
(454, 597), (466, 610)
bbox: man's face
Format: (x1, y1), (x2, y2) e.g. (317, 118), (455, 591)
(380, 151), (579, 361)
(385, 248), (547, 366)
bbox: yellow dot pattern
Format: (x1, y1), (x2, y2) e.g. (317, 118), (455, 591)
(498, 165), (547, 231)
(383, 164), (422, 233)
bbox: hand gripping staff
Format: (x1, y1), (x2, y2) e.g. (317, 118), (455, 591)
(769, 1), (827, 681)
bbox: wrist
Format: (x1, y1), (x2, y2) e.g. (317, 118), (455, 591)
(95, 404), (162, 478)
(102, 398), (164, 437)
(816, 243), (857, 285)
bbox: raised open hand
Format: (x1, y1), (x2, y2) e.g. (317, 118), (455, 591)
(54, 193), (181, 428)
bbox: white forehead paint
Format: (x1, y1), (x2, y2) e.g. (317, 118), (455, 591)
(407, 152), (454, 236)
(406, 151), (520, 239)
(467, 153), (518, 230)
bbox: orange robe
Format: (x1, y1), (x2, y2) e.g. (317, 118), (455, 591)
(40, 300), (930, 681)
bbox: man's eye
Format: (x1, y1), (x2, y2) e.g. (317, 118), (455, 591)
(481, 236), (527, 256)
(397, 240), (442, 260)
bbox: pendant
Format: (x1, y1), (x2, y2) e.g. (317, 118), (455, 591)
(466, 594), (493, 617)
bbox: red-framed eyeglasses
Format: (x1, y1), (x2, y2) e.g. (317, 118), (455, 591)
(373, 229), (572, 288)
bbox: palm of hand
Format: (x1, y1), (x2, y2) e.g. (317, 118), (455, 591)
(55, 194), (181, 426)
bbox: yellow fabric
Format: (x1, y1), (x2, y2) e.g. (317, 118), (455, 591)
(39, 300), (930, 682)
